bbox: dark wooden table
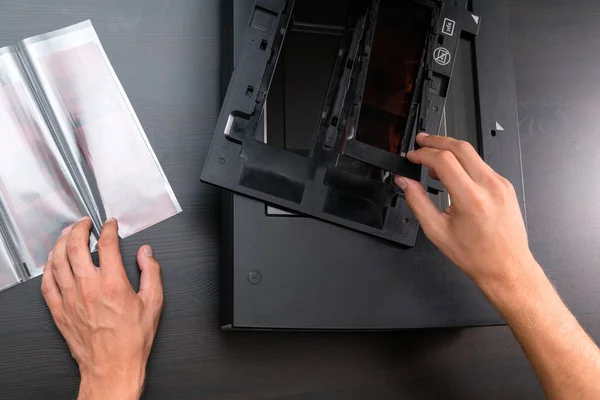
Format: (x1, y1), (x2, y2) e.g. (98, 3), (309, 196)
(0, 1), (598, 399)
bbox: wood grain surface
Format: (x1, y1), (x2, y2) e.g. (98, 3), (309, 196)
(0, 0), (598, 399)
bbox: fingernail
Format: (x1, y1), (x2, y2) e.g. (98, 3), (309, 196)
(61, 225), (73, 236)
(417, 132), (429, 139)
(395, 176), (408, 191)
(48, 251), (53, 261)
(105, 218), (116, 223)
(79, 216), (90, 222)
(143, 246), (153, 257)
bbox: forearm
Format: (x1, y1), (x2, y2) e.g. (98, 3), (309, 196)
(480, 258), (600, 400)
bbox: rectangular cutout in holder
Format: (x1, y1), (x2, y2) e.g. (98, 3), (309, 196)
(263, 15), (342, 156)
(202, 0), (491, 246)
(355, 0), (432, 155)
(341, 0), (482, 177)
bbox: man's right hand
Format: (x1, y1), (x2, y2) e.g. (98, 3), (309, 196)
(397, 132), (600, 400)
(395, 132), (535, 293)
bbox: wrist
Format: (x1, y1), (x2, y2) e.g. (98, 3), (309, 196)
(79, 365), (145, 400)
(476, 252), (542, 308)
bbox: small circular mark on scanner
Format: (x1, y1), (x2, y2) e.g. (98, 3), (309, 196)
(219, 158), (226, 164)
(248, 270), (262, 285)
(491, 130), (497, 137)
(403, 218), (410, 224)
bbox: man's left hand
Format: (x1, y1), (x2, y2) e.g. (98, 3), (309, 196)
(41, 218), (163, 400)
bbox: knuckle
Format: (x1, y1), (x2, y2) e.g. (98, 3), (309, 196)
(80, 290), (94, 303)
(472, 194), (487, 210)
(105, 284), (119, 298)
(438, 150), (455, 164)
(154, 261), (163, 278)
(40, 281), (51, 296)
(506, 184), (516, 198)
(154, 291), (165, 308)
(97, 236), (117, 250)
(454, 140), (473, 154)
(500, 176), (515, 192)
(103, 278), (125, 298)
(66, 239), (83, 257)
(52, 311), (66, 327)
(406, 149), (422, 162)
(50, 260), (61, 271)
(54, 235), (67, 249)
(465, 187), (487, 211)
(487, 175), (514, 200)
(79, 280), (97, 302)
(485, 174), (503, 190)
(438, 149), (452, 159)
(498, 182), (516, 204)
(61, 294), (76, 313)
(51, 262), (74, 289)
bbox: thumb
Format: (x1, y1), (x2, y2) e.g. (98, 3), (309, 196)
(137, 245), (164, 309)
(395, 176), (447, 242)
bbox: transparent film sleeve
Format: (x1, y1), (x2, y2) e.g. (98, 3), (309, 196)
(0, 47), (95, 276)
(20, 21), (182, 238)
(0, 230), (20, 292)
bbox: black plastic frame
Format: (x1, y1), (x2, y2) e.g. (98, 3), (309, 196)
(203, 0), (514, 247)
(220, 0), (526, 330)
(341, 0), (480, 179)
